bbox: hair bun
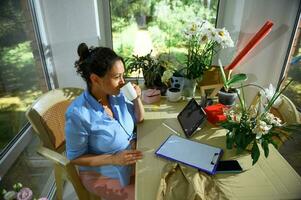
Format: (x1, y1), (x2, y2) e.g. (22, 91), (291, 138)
(77, 43), (89, 61)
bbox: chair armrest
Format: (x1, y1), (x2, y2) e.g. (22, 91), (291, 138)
(37, 146), (69, 166)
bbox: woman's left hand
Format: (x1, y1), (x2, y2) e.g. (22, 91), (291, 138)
(132, 83), (142, 99)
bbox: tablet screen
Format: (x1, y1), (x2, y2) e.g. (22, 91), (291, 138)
(177, 98), (207, 137)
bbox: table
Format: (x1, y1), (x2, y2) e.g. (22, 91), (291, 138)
(135, 97), (301, 200)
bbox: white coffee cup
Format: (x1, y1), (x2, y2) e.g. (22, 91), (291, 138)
(121, 82), (137, 101)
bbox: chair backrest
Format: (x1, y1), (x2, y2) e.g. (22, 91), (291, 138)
(26, 88), (99, 200)
(26, 87), (83, 153)
(275, 94), (300, 124)
(251, 93), (300, 124)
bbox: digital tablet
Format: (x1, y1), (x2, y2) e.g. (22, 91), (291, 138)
(177, 98), (207, 137)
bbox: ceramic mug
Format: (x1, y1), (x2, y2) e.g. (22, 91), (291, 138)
(166, 87), (182, 102)
(121, 82), (137, 101)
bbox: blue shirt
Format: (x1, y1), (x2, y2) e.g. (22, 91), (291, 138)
(65, 89), (136, 187)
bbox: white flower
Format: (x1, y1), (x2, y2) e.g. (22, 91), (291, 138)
(264, 112), (282, 126)
(253, 120), (273, 139)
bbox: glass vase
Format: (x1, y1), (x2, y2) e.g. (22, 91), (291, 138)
(182, 78), (197, 98)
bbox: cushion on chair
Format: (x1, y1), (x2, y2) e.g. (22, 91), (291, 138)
(41, 100), (72, 151)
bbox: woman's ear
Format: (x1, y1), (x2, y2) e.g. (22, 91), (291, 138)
(90, 73), (102, 85)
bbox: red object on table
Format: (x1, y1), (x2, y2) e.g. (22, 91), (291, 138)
(204, 103), (227, 125)
(225, 20), (274, 71)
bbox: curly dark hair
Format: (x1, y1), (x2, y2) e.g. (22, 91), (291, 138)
(75, 43), (124, 90)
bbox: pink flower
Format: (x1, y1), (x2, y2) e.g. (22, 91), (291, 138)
(17, 188), (33, 200)
(38, 198), (48, 200)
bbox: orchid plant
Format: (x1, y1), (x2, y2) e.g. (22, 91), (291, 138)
(220, 79), (301, 165)
(218, 59), (247, 92)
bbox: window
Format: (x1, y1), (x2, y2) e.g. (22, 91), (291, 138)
(0, 0), (48, 154)
(0, 0), (52, 197)
(283, 18), (301, 111)
(110, 0), (219, 74)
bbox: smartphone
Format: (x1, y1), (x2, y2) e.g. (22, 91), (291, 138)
(216, 160), (243, 173)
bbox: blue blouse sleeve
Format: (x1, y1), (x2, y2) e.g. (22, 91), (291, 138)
(65, 109), (89, 160)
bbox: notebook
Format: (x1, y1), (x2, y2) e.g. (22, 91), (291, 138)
(155, 134), (223, 174)
(177, 98), (207, 137)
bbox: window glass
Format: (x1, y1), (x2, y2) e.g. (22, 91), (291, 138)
(0, 0), (47, 153)
(283, 20), (301, 111)
(0, 134), (53, 198)
(110, 0), (219, 75)
(0, 0), (51, 198)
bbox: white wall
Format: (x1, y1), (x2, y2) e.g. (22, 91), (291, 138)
(217, 0), (300, 103)
(35, 0), (111, 88)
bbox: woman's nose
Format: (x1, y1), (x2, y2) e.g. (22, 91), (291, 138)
(120, 76), (125, 85)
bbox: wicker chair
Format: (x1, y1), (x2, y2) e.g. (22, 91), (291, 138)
(26, 88), (99, 200)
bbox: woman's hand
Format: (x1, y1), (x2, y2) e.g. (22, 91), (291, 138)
(131, 83), (144, 122)
(113, 150), (143, 165)
(132, 83), (142, 99)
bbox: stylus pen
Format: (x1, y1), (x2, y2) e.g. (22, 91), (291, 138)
(162, 123), (181, 136)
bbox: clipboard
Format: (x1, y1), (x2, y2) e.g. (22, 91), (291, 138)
(155, 134), (223, 174)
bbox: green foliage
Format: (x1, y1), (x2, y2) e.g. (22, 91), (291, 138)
(112, 0), (219, 59)
(1, 42), (34, 69)
(0, 0), (27, 46)
(219, 80), (301, 165)
(218, 60), (247, 92)
(111, 16), (131, 32)
(125, 51), (166, 88)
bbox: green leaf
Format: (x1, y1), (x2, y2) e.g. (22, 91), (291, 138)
(251, 141), (260, 165)
(261, 140), (269, 158)
(227, 73), (247, 87)
(218, 60), (228, 89)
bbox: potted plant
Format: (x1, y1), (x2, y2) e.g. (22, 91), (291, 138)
(219, 79), (300, 165)
(218, 59), (247, 105)
(180, 19), (234, 97)
(125, 51), (170, 93)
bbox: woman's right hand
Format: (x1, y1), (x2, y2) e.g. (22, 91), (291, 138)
(113, 150), (143, 165)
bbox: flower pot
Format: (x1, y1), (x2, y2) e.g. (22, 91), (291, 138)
(218, 88), (238, 106)
(166, 87), (182, 102)
(142, 89), (161, 104)
(182, 78), (197, 97)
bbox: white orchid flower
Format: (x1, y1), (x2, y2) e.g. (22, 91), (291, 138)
(253, 120), (272, 139)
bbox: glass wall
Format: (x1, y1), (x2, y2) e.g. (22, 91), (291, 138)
(283, 19), (301, 111)
(110, 0), (219, 73)
(0, 0), (52, 198)
(0, 0), (48, 154)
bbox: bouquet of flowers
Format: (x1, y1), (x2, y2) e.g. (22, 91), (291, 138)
(182, 19), (234, 80)
(220, 79), (301, 165)
(2, 182), (48, 200)
(161, 19), (234, 84)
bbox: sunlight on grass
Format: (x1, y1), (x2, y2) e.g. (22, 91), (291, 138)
(113, 22), (138, 51)
(2, 42), (34, 69)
